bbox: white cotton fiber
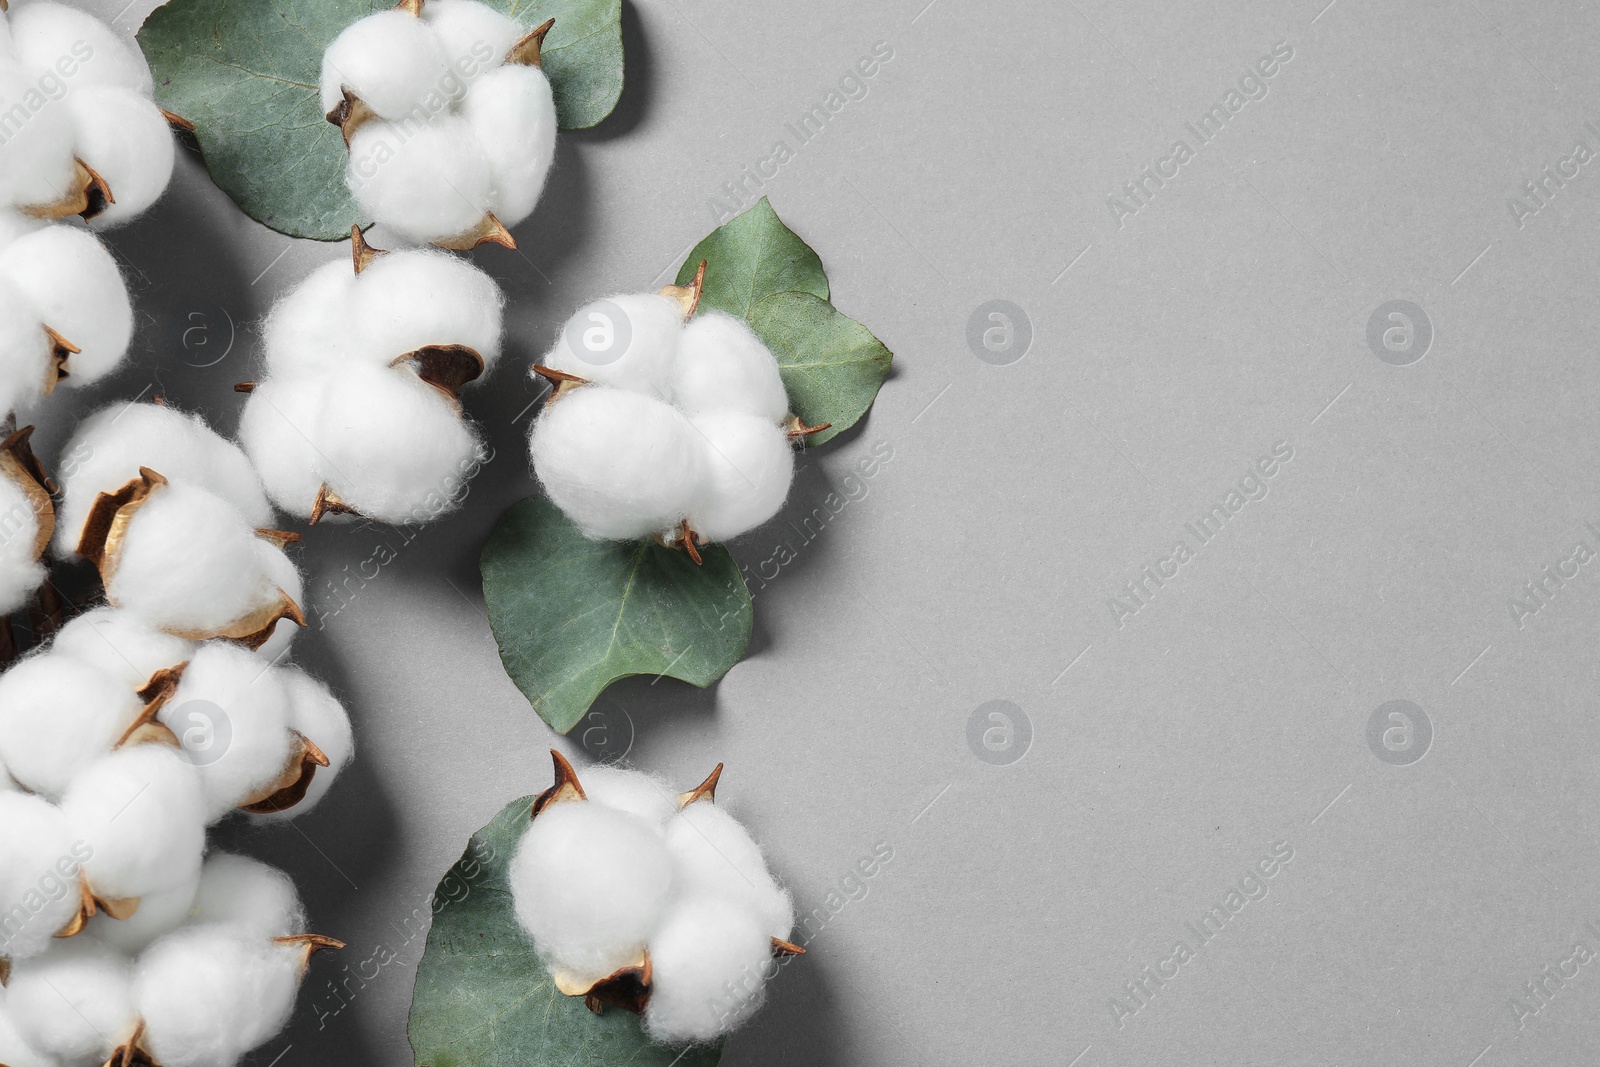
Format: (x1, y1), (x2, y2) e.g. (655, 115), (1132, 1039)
(530, 388), (705, 541)
(0, 69), (78, 212)
(237, 376), (332, 518)
(86, 864), (200, 954)
(252, 537), (305, 664)
(49, 608), (196, 690)
(577, 765), (677, 827)
(0, 224), (131, 383)
(510, 801), (674, 984)
(60, 744), (205, 901)
(461, 63), (554, 226)
(9, 2), (155, 97)
(353, 248), (504, 372)
(162, 642), (294, 822)
(0, 474), (45, 614)
(65, 87), (175, 228)
(665, 801), (795, 942)
(0, 209), (46, 250)
(0, 650), (142, 798)
(346, 116), (492, 246)
(312, 361), (478, 523)
(255, 669), (353, 820)
(189, 852), (305, 940)
(0, 285), (51, 417)
(320, 9), (448, 119)
(543, 294), (684, 400)
(642, 897), (772, 1044)
(6, 938), (135, 1065)
(261, 258), (359, 379)
(673, 312), (789, 423)
(104, 481), (279, 637)
(133, 926), (301, 1067)
(421, 0), (522, 81)
(0, 993), (60, 1067)
(685, 414), (794, 544)
(0, 791), (82, 960)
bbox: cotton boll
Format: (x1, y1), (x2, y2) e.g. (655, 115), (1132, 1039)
(0, 475), (45, 614)
(346, 115), (492, 246)
(66, 87), (174, 227)
(9, 3), (154, 96)
(0, 70), (78, 212)
(313, 361), (479, 523)
(643, 898), (772, 1044)
(86, 865), (200, 955)
(673, 312), (789, 422)
(252, 538), (304, 665)
(190, 853), (304, 940)
(0, 994), (61, 1067)
(510, 801), (674, 984)
(262, 257), (360, 378)
(353, 248), (504, 373)
(461, 63), (555, 227)
(162, 643), (294, 822)
(665, 802), (794, 942)
(421, 0), (523, 83)
(0, 651), (142, 798)
(237, 377), (330, 519)
(530, 388), (704, 541)
(49, 609), (196, 691)
(133, 926), (301, 1067)
(254, 670), (352, 820)
(543, 294), (683, 400)
(320, 9), (449, 119)
(7, 938), (136, 1065)
(61, 744), (206, 901)
(105, 482), (280, 638)
(0, 223), (131, 384)
(685, 414), (794, 543)
(578, 765), (677, 827)
(0, 792), (82, 960)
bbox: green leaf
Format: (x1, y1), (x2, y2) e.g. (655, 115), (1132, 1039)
(137, 0), (624, 240)
(481, 495), (752, 735)
(750, 291), (892, 447)
(676, 197), (828, 318)
(408, 794), (725, 1067)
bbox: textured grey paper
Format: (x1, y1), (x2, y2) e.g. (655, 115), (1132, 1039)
(38, 0), (1600, 1063)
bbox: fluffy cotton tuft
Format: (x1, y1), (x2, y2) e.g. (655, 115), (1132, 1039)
(0, 472), (46, 613)
(5, 937), (135, 1065)
(0, 791), (82, 960)
(510, 800), (674, 984)
(60, 744), (206, 901)
(189, 852), (305, 940)
(323, 2), (556, 243)
(0, 224), (132, 385)
(530, 297), (801, 546)
(0, 992), (60, 1067)
(509, 764), (796, 1043)
(86, 865), (201, 955)
(47, 608), (196, 691)
(0, 650), (142, 798)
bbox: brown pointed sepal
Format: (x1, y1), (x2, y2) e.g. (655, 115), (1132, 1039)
(160, 108), (195, 134)
(677, 763), (723, 809)
(273, 933), (346, 978)
(434, 212), (515, 251)
(555, 952), (653, 1015)
(56, 874), (140, 939)
(165, 587), (305, 651)
(529, 363), (589, 407)
(784, 413), (832, 442)
(394, 0), (423, 14)
(41, 327), (78, 395)
(255, 528), (303, 550)
(24, 159), (114, 222)
(506, 18), (555, 68)
(350, 225), (385, 275)
(530, 749), (586, 819)
(390, 345), (485, 405)
(309, 483), (361, 526)
(0, 426), (56, 559)
(103, 1021), (158, 1067)
(238, 734), (331, 815)
(771, 937), (806, 958)
(76, 467), (167, 575)
(659, 260), (706, 320)
(325, 87), (379, 146)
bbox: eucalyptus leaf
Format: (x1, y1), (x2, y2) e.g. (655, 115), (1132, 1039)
(750, 290), (892, 447)
(676, 196), (828, 317)
(137, 0), (623, 240)
(408, 794), (725, 1067)
(481, 495), (752, 735)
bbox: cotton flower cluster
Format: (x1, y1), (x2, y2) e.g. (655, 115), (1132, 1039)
(0, 850), (341, 1067)
(0, 1), (175, 226)
(53, 403), (305, 650)
(239, 237), (504, 525)
(510, 754), (801, 1045)
(321, 0), (557, 248)
(529, 273), (816, 555)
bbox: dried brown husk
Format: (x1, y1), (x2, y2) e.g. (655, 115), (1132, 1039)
(0, 426), (56, 560)
(237, 734), (331, 815)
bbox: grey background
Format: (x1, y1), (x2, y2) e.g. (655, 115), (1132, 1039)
(34, 0), (1600, 1062)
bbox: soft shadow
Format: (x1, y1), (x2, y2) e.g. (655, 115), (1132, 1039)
(720, 950), (851, 1067)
